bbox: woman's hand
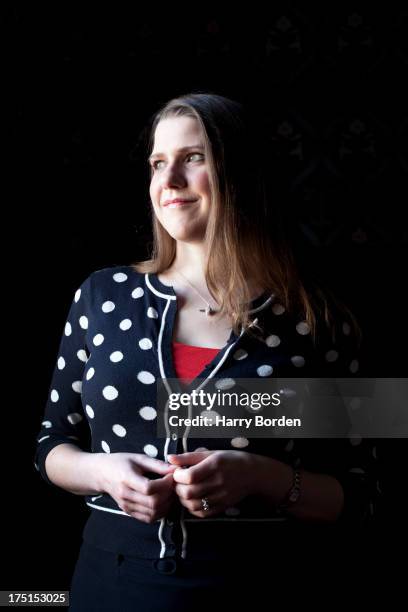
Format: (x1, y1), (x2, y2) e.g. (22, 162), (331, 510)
(168, 450), (258, 518)
(96, 453), (178, 524)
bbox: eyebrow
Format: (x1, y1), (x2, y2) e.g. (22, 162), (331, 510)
(148, 145), (204, 163)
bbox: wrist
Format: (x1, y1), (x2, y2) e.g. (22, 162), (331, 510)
(81, 452), (107, 494)
(275, 467), (302, 513)
(251, 455), (293, 504)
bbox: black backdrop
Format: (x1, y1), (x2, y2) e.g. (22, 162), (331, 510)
(6, 4), (407, 592)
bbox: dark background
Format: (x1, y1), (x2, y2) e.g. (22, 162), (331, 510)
(6, 3), (407, 591)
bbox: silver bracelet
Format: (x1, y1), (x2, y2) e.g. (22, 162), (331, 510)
(276, 468), (302, 512)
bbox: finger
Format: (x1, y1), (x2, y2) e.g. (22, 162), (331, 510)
(175, 477), (220, 501)
(126, 471), (175, 496)
(124, 475), (175, 509)
(120, 502), (151, 520)
(180, 490), (226, 516)
(134, 455), (178, 475)
(125, 497), (175, 522)
(122, 488), (162, 511)
(172, 457), (216, 484)
(167, 452), (212, 466)
(129, 510), (158, 524)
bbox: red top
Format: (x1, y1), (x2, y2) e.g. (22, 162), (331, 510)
(172, 341), (220, 384)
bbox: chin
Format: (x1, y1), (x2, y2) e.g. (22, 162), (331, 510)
(166, 226), (206, 243)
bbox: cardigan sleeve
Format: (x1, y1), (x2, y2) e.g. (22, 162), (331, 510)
(290, 311), (378, 525)
(33, 273), (93, 487)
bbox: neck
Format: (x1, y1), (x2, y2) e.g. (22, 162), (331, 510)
(164, 241), (264, 304)
(171, 242), (208, 284)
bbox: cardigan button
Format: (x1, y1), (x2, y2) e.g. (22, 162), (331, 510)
(153, 558), (178, 574)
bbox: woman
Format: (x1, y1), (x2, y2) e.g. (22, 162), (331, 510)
(35, 93), (376, 611)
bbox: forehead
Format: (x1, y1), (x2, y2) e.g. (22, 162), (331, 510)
(152, 116), (204, 152)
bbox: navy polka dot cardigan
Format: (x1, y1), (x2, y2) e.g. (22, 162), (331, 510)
(34, 265), (377, 561)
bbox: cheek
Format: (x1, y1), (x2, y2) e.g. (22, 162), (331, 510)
(195, 170), (211, 196)
(149, 180), (156, 201)
(148, 184), (160, 217)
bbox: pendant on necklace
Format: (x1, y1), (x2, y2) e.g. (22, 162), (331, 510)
(199, 306), (213, 316)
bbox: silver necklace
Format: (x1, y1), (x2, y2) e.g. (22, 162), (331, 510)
(174, 269), (220, 316)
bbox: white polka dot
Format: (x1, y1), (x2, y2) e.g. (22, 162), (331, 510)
(113, 272), (128, 283)
(257, 364), (273, 377)
(144, 444), (158, 457)
(119, 319), (132, 331)
(102, 301), (115, 313)
(72, 381), (82, 393)
(279, 387), (297, 398)
(325, 350), (339, 362)
(349, 359), (359, 373)
(67, 413), (83, 425)
(86, 405), (94, 419)
(42, 420), (52, 428)
(77, 350), (88, 362)
(101, 440), (111, 453)
(65, 322), (72, 336)
(147, 307), (158, 319)
(112, 424), (127, 437)
(103, 385), (119, 400)
(265, 334), (281, 347)
(86, 367), (95, 380)
(291, 355), (305, 367)
(79, 316), (88, 329)
(93, 334), (104, 346)
(110, 351), (124, 363)
(215, 378), (236, 390)
(139, 406), (157, 420)
(231, 437), (249, 449)
(139, 338), (153, 350)
(200, 410), (220, 425)
(272, 303), (285, 315)
(284, 439), (294, 452)
(233, 349), (248, 360)
(50, 389), (59, 402)
(57, 357), (65, 370)
(132, 287), (144, 299)
(225, 507), (240, 516)
(74, 289), (81, 303)
(296, 321), (310, 335)
(349, 435), (362, 446)
(343, 322), (351, 335)
(137, 371), (155, 385)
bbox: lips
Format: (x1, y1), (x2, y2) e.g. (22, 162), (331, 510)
(163, 199), (197, 208)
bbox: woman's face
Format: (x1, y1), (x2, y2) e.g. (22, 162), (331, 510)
(149, 116), (212, 243)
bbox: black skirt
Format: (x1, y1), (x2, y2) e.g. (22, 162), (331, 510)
(68, 539), (262, 612)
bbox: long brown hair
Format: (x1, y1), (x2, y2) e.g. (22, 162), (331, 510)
(132, 92), (356, 342)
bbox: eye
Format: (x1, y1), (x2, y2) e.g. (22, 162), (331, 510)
(150, 153), (204, 171)
(186, 153), (204, 162)
(151, 159), (164, 170)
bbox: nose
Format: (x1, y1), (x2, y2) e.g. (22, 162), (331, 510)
(159, 162), (187, 189)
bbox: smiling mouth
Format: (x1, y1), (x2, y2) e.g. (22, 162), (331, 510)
(165, 200), (198, 209)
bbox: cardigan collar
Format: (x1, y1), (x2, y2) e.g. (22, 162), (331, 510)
(145, 272), (274, 314)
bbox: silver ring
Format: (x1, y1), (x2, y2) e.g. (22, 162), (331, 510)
(201, 497), (210, 511)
